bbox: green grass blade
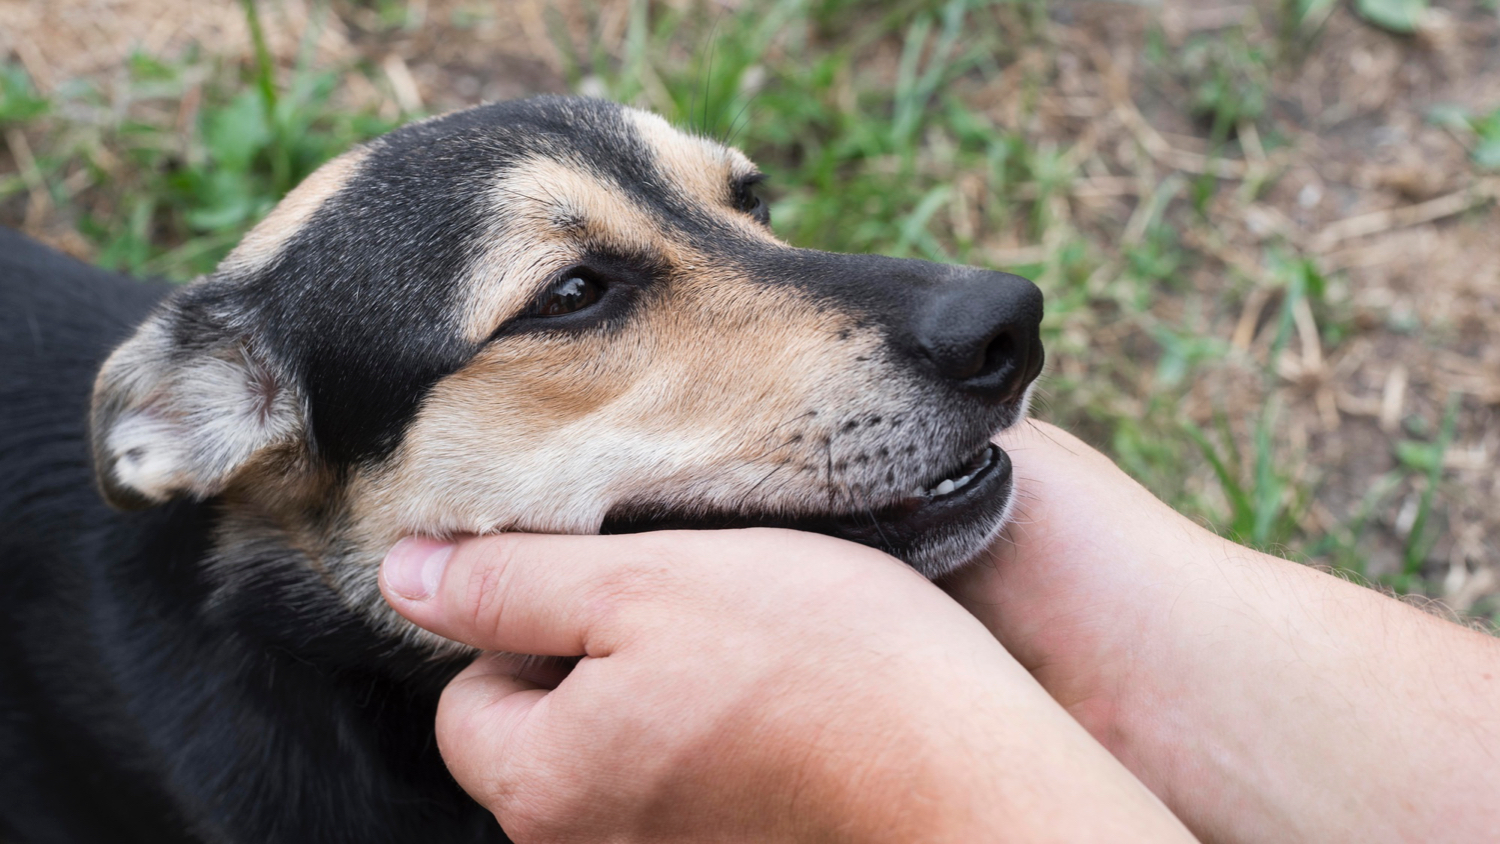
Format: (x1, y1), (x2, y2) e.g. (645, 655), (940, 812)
(1403, 393), (1461, 577)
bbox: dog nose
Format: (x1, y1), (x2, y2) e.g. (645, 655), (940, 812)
(914, 270), (1044, 403)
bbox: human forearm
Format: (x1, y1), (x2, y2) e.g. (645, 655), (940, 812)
(831, 666), (1196, 844)
(1115, 541), (1500, 842)
(768, 673), (1195, 844)
(950, 421), (1500, 843)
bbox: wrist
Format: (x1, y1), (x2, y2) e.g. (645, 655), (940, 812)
(1100, 535), (1500, 843)
(836, 666), (1193, 843)
(952, 420), (1500, 842)
(769, 635), (1193, 844)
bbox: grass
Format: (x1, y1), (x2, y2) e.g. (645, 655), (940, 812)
(0, 11), (400, 278)
(2, 0), (1489, 606)
(1392, 393), (1462, 589)
(1355, 0), (1431, 33)
(1184, 254), (1323, 554)
(1430, 103), (1500, 171)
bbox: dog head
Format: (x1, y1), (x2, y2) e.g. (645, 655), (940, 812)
(90, 97), (1043, 646)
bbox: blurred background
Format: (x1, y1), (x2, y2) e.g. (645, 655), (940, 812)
(2, 0), (1496, 619)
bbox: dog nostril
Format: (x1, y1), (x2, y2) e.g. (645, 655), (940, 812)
(911, 270), (1043, 402)
(978, 331), (1015, 382)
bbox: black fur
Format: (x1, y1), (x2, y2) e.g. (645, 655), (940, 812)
(227, 97), (671, 467)
(0, 229), (504, 843)
(1, 96), (1043, 843)
(0, 99), (717, 843)
(194, 97), (1038, 474)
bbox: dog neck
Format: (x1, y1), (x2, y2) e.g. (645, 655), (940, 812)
(202, 463), (477, 669)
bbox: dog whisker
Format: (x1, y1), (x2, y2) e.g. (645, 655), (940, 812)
(750, 409), (818, 452)
(735, 460), (792, 514)
(8, 93), (1050, 836)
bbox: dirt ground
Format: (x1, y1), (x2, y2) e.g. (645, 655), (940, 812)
(3, 0), (1498, 616)
(1038, 2), (1500, 613)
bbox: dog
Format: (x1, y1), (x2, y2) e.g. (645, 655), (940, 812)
(0, 96), (1043, 843)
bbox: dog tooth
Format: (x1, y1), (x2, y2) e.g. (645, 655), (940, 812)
(935, 478), (956, 496)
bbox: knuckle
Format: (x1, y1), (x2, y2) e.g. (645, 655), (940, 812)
(576, 540), (674, 627)
(618, 533), (681, 576)
(495, 795), (562, 844)
(484, 762), (576, 843)
(632, 530), (717, 574)
(461, 538), (522, 638)
(594, 534), (727, 622)
(434, 688), (550, 833)
(482, 775), (562, 841)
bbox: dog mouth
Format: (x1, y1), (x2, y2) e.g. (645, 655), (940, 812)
(599, 441), (1013, 574)
(918, 442), (1002, 498)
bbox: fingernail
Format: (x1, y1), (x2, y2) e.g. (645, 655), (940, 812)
(383, 537), (454, 600)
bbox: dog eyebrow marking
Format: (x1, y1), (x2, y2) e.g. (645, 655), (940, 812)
(459, 154), (688, 343)
(623, 109), (770, 230)
(219, 146), (374, 276)
(459, 112), (786, 344)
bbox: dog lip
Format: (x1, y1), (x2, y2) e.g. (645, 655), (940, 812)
(919, 442), (998, 498)
(598, 444), (1014, 563)
(868, 443), (1010, 526)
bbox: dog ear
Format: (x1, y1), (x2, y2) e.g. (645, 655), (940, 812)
(90, 293), (304, 510)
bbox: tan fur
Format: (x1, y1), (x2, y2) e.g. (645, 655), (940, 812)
(326, 111), (933, 648)
(623, 109), (759, 210)
(460, 105), (774, 343)
(359, 274), (863, 534)
(98, 102), (1020, 652)
(342, 268), (889, 649)
(208, 457), (344, 608)
(220, 146), (373, 275)
(460, 153), (694, 343)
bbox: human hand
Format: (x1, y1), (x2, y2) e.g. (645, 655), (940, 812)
(380, 529), (1192, 843)
(943, 421), (1219, 740)
(947, 420), (1500, 843)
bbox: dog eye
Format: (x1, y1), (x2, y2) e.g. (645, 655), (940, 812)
(734, 176), (770, 226)
(534, 274), (605, 317)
